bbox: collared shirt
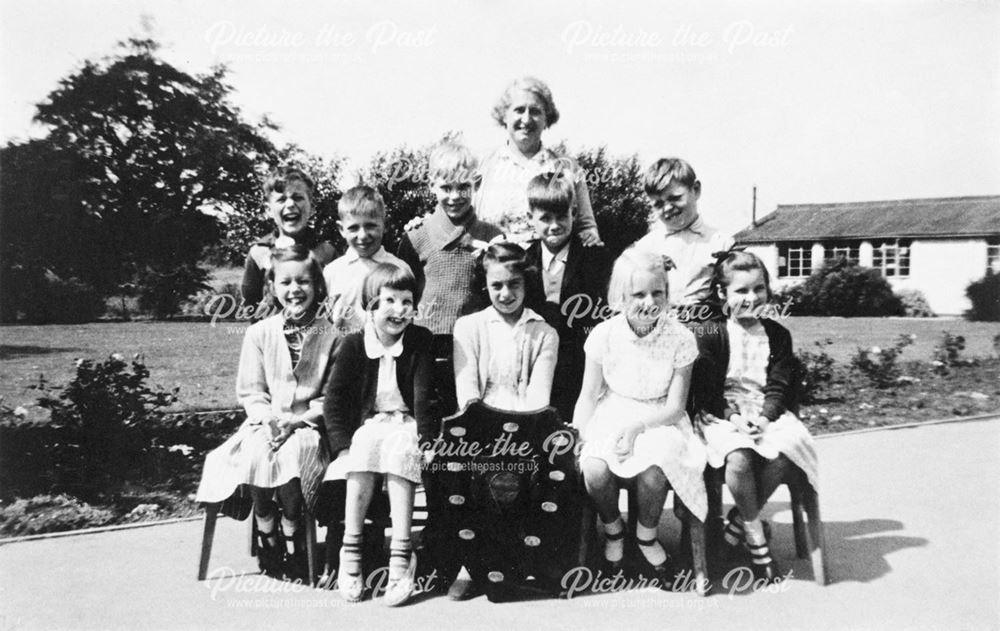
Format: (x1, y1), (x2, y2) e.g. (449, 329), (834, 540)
(540, 241), (570, 303)
(323, 247), (412, 333)
(475, 142), (598, 238)
(363, 320), (408, 413)
(634, 216), (734, 306)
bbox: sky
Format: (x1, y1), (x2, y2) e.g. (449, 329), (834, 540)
(2, 0), (998, 234)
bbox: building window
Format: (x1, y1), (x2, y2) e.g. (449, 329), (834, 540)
(988, 238), (1000, 274)
(872, 239), (911, 277)
(825, 241), (860, 264)
(778, 243), (812, 278)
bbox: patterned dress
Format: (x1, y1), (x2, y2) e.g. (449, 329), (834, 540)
(701, 320), (819, 489)
(580, 313), (707, 520)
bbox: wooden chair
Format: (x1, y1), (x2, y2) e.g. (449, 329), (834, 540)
(706, 466), (827, 585)
(197, 502), (318, 586)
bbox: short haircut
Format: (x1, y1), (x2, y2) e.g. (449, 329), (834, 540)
(267, 244), (328, 306)
(491, 76), (560, 128)
(712, 250), (773, 300)
(338, 185), (386, 221)
(526, 170), (575, 217)
(264, 166), (315, 200)
(480, 242), (533, 279)
(606, 247), (670, 313)
(642, 158), (698, 196)
(361, 262), (420, 310)
(428, 140), (480, 184)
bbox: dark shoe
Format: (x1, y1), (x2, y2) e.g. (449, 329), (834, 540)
(635, 538), (675, 590)
(255, 530), (283, 577)
(283, 528), (309, 583)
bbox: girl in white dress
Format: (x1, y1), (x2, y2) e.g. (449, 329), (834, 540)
(695, 251), (818, 582)
(574, 248), (707, 581)
(196, 245), (336, 579)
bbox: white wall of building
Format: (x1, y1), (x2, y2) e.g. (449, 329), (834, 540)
(888, 238), (986, 315)
(745, 238), (989, 315)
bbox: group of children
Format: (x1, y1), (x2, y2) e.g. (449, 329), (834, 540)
(195, 139), (818, 605)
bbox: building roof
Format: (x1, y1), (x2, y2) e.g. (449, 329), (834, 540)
(734, 196), (1000, 244)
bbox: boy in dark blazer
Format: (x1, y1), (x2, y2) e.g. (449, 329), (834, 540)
(523, 171), (611, 425)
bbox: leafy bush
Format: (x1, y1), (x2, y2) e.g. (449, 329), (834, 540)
(181, 282), (242, 319)
(32, 354), (177, 499)
(135, 263), (212, 319)
(850, 333), (915, 388)
(897, 289), (935, 318)
(0, 494), (115, 536)
(797, 338), (837, 403)
(931, 331), (967, 375)
(965, 272), (1000, 321)
(793, 259), (902, 317)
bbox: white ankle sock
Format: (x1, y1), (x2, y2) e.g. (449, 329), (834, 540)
(601, 516), (625, 563)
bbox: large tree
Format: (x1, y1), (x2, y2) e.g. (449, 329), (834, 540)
(29, 37), (275, 317)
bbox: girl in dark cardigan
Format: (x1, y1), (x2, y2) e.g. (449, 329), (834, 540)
(320, 263), (434, 606)
(691, 251), (818, 583)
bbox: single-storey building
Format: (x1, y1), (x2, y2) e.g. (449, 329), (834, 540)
(733, 196), (1000, 315)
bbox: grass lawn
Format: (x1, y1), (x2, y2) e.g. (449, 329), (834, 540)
(1, 316), (998, 418)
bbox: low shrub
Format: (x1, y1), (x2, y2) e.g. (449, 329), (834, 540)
(0, 494), (115, 536)
(965, 272), (1000, 321)
(793, 259), (902, 317)
(32, 354), (177, 500)
(797, 338), (837, 403)
(931, 331), (968, 375)
(897, 289), (935, 318)
(181, 282), (242, 319)
(850, 333), (915, 388)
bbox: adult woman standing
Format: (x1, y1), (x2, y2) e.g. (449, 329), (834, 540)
(475, 77), (602, 246)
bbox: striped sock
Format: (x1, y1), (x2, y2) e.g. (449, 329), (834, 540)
(744, 520), (773, 566)
(724, 508), (744, 547)
(340, 532), (363, 578)
(389, 538), (413, 581)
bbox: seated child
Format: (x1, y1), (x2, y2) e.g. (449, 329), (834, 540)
(324, 185), (411, 334)
(242, 167), (336, 308)
(523, 170), (610, 424)
(453, 242), (559, 412)
(573, 247), (707, 582)
(396, 139), (503, 416)
(634, 158), (734, 318)
(448, 241), (558, 598)
(197, 245), (337, 579)
(691, 251), (818, 583)
(321, 263), (433, 606)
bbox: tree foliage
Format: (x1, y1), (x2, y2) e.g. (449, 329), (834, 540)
(15, 37), (276, 317)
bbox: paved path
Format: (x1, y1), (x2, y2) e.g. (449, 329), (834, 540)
(2, 418), (998, 631)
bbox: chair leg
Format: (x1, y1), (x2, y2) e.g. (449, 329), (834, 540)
(802, 485), (827, 585)
(688, 515), (709, 597)
(198, 504), (219, 580)
(578, 502), (596, 568)
(705, 467), (725, 551)
(304, 507), (317, 587)
(789, 482), (809, 559)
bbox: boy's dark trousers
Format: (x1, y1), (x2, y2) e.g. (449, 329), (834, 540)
(417, 333), (461, 586)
